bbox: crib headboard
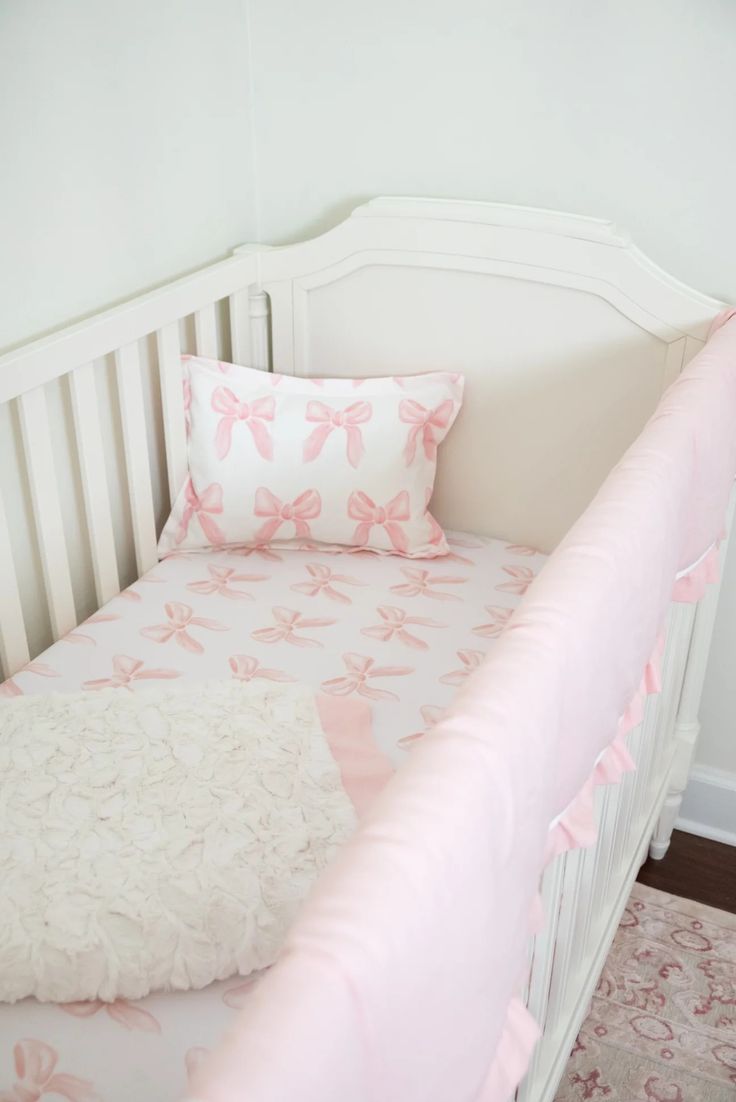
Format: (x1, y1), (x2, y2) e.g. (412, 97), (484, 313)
(0, 197), (723, 678)
(254, 198), (723, 551)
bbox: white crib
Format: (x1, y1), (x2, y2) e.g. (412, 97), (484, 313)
(0, 197), (728, 1102)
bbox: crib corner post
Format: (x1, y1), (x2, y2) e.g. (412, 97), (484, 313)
(229, 244), (272, 371)
(650, 713), (703, 860)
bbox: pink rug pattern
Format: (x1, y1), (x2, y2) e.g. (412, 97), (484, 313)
(555, 882), (736, 1102)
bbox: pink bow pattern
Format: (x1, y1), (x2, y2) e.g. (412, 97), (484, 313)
(232, 544), (283, 562)
(61, 999), (161, 1033)
(0, 680), (22, 698)
(253, 488), (321, 544)
(290, 563), (366, 604)
(398, 704), (445, 750)
(303, 400), (372, 468)
(63, 612), (120, 647)
(440, 649), (485, 686)
(473, 605), (514, 639)
(187, 565), (269, 600)
(251, 607), (336, 648)
(176, 478), (225, 547)
(496, 564), (535, 596)
(348, 491), (411, 553)
(182, 378), (192, 438)
(390, 566), (468, 601)
(0, 1039), (98, 1102)
(398, 398), (455, 465)
(212, 387), (275, 460)
(229, 655), (296, 683)
(140, 602), (228, 654)
(83, 655), (181, 690)
(424, 487), (446, 549)
(185, 1048), (210, 1089)
(321, 653), (413, 701)
(361, 606), (447, 650)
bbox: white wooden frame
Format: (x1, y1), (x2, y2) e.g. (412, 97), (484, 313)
(0, 198), (728, 1102)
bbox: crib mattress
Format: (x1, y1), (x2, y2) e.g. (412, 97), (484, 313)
(0, 532), (545, 1102)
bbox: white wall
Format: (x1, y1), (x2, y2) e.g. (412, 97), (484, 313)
(0, 0), (257, 655)
(0, 0), (255, 352)
(245, 0), (736, 814)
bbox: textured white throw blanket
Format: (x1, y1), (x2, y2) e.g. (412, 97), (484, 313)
(0, 680), (357, 1003)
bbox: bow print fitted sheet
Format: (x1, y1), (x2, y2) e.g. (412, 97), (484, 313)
(0, 531), (545, 1102)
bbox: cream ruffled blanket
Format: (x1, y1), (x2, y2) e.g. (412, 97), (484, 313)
(0, 680), (356, 1003)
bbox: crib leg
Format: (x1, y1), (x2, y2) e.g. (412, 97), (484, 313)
(649, 791), (682, 860)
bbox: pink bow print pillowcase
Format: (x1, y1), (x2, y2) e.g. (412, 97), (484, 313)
(158, 356), (464, 558)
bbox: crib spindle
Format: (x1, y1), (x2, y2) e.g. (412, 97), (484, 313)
(518, 856), (566, 1100)
(0, 487), (30, 678)
(17, 387), (77, 640)
(228, 288), (251, 365)
(544, 848), (586, 1030)
(249, 290), (271, 371)
(68, 364), (120, 605)
(157, 323), (188, 503)
(194, 303), (219, 359)
(115, 343), (158, 575)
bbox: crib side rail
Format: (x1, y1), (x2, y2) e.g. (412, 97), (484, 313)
(517, 493), (735, 1102)
(0, 250), (263, 679)
(516, 604), (693, 1102)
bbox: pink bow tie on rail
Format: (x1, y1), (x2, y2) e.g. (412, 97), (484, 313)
(212, 387), (275, 460)
(0, 1039), (96, 1102)
(254, 488), (322, 544)
(348, 490), (410, 553)
(303, 400), (372, 468)
(399, 398), (455, 464)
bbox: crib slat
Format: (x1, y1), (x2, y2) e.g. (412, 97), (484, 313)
(68, 364), (120, 605)
(518, 856), (566, 1100)
(250, 289), (271, 370)
(157, 323), (188, 503)
(17, 387), (77, 640)
(0, 486), (30, 677)
(115, 342), (158, 575)
(228, 288), (250, 365)
(545, 848), (585, 1029)
(194, 303), (219, 359)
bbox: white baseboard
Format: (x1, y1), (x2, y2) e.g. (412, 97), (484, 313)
(677, 765), (736, 847)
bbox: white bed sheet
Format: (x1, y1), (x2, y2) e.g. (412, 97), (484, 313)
(0, 532), (545, 1102)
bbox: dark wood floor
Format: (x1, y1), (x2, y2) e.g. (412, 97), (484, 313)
(637, 829), (736, 914)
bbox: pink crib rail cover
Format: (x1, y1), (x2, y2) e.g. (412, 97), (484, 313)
(191, 314), (736, 1102)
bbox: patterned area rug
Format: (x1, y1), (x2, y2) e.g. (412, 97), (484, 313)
(555, 882), (736, 1101)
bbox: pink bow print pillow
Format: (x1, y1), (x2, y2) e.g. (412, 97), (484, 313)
(158, 356), (464, 558)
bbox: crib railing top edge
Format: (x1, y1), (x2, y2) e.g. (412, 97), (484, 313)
(0, 251), (260, 403)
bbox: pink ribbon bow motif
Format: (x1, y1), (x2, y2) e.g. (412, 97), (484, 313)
(398, 398), (455, 465)
(348, 490), (411, 553)
(0, 1039), (97, 1102)
(212, 387), (275, 460)
(253, 488), (321, 544)
(176, 478), (225, 546)
(303, 400), (372, 468)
